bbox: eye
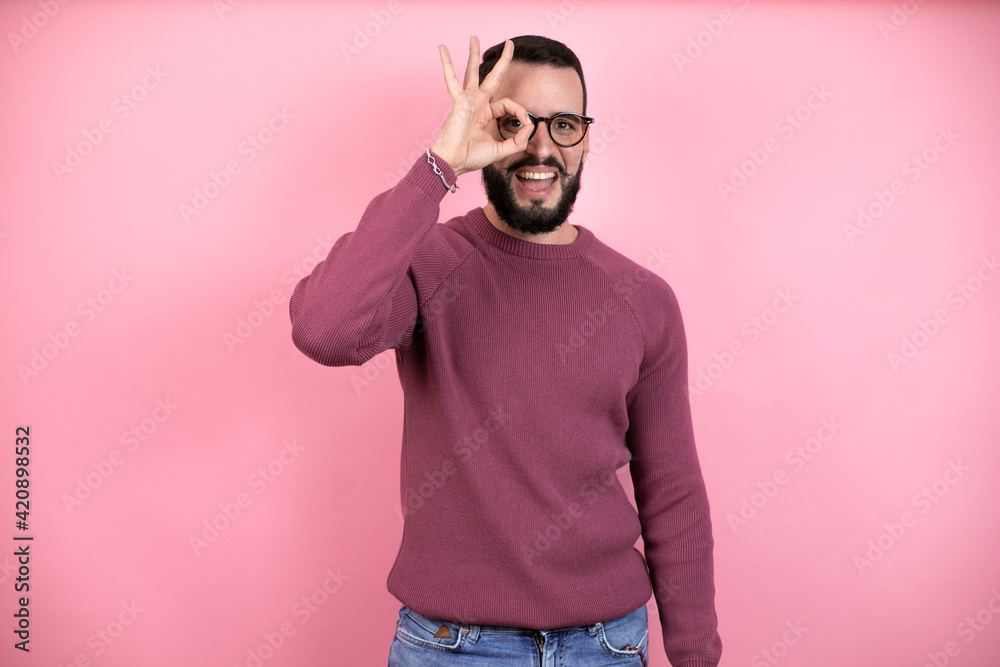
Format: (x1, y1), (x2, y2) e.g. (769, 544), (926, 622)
(500, 116), (522, 132)
(556, 116), (581, 131)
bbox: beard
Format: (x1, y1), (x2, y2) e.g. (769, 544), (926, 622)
(481, 155), (583, 235)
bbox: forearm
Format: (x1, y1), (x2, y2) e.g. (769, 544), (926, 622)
(289, 152), (455, 366)
(626, 285), (722, 665)
(640, 470), (721, 666)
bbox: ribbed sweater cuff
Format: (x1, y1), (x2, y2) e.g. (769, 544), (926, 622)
(402, 148), (458, 201)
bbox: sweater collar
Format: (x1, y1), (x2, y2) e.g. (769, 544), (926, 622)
(465, 207), (595, 260)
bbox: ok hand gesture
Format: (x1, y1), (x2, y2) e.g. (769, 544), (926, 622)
(430, 36), (533, 178)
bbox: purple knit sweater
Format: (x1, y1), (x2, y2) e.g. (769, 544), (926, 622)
(289, 152), (722, 666)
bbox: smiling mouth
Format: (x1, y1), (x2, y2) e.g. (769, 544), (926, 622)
(513, 169), (558, 197)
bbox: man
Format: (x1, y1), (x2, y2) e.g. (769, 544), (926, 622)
(289, 34), (722, 666)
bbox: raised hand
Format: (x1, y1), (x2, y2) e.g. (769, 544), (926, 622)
(430, 36), (533, 177)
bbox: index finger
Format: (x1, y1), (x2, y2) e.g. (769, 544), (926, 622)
(478, 39), (514, 98)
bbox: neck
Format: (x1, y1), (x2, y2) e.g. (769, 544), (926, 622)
(481, 203), (579, 245)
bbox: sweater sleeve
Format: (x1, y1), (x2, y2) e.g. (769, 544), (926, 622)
(625, 283), (722, 667)
(289, 151), (456, 366)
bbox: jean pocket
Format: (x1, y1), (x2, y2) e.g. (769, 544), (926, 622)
(395, 605), (466, 653)
(595, 604), (649, 660)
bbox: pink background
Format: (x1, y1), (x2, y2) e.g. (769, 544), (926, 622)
(2, 1), (999, 665)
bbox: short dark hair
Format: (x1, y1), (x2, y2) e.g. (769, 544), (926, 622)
(479, 35), (587, 115)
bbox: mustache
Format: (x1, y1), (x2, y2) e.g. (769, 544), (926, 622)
(507, 159), (564, 176)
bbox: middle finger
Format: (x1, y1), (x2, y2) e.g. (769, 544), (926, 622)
(463, 35), (480, 90)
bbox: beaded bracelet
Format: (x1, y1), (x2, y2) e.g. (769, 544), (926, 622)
(425, 148), (458, 193)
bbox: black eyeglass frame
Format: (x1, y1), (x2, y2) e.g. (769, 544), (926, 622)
(496, 111), (596, 148)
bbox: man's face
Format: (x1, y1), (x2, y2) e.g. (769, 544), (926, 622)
(482, 62), (589, 235)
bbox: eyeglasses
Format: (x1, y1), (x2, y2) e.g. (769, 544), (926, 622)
(496, 111), (595, 148)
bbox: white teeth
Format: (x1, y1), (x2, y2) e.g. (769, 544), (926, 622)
(516, 171), (556, 180)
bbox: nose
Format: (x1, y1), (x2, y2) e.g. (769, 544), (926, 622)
(525, 118), (558, 160)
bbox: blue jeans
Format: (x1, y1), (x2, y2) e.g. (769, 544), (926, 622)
(387, 602), (649, 666)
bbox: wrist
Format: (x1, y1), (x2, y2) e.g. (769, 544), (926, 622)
(430, 145), (464, 177)
(425, 148), (459, 193)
